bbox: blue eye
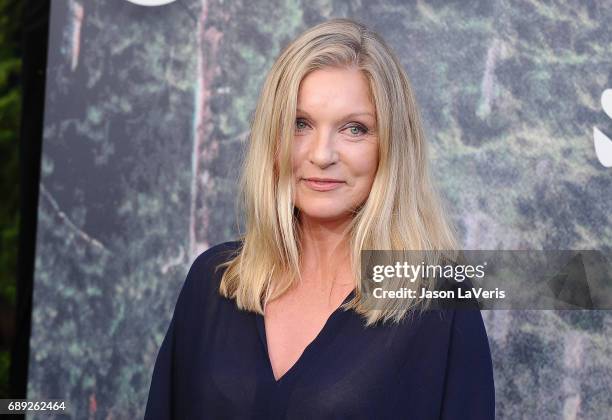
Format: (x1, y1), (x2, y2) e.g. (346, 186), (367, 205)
(345, 124), (368, 137)
(295, 119), (308, 131)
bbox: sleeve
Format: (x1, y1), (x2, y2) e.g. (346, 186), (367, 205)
(439, 309), (496, 420)
(144, 314), (177, 419)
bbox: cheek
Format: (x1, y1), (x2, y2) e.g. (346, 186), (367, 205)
(291, 140), (304, 171)
(349, 146), (378, 182)
(365, 153), (379, 179)
(276, 140), (303, 176)
(356, 163), (377, 199)
(291, 140), (318, 178)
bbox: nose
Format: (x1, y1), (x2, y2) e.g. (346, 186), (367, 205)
(308, 129), (338, 168)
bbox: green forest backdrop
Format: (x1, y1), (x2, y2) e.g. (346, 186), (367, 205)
(0, 0), (610, 418)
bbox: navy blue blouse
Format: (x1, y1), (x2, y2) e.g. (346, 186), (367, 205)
(144, 241), (495, 419)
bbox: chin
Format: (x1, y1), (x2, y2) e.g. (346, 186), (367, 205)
(296, 204), (353, 222)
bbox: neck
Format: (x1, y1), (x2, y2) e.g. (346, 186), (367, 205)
(297, 213), (353, 287)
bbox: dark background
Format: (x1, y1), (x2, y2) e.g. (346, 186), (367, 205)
(0, 0), (22, 400)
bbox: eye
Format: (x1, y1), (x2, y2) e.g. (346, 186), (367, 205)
(343, 123), (368, 137)
(295, 118), (309, 132)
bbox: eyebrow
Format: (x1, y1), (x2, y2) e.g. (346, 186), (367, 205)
(296, 108), (376, 120)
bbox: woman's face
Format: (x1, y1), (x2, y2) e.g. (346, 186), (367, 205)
(292, 67), (379, 223)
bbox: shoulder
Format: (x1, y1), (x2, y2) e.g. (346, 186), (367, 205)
(398, 306), (490, 363)
(191, 240), (243, 273)
(176, 240), (242, 311)
(449, 307), (490, 347)
(442, 280), (490, 352)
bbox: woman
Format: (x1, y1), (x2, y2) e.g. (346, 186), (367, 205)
(145, 18), (495, 419)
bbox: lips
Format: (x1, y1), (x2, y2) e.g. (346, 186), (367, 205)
(302, 177), (345, 192)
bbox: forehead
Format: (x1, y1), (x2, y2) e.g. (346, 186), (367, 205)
(297, 67), (375, 113)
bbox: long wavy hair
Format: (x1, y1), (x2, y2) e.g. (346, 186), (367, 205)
(218, 18), (459, 326)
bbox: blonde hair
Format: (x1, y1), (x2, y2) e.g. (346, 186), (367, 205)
(219, 18), (459, 326)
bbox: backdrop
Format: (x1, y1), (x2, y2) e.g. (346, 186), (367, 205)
(29, 0), (611, 418)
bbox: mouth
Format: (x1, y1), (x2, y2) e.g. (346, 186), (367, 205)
(301, 177), (345, 192)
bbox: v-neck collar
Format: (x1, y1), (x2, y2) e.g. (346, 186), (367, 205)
(255, 289), (355, 385)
